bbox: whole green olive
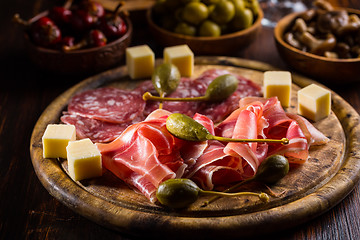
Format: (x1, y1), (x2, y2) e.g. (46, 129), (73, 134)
(199, 20), (221, 37)
(182, 1), (209, 25)
(210, 0), (236, 24)
(231, 8), (253, 31)
(174, 22), (197, 36)
(152, 63), (181, 98)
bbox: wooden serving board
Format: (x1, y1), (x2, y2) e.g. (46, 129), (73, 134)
(30, 57), (360, 238)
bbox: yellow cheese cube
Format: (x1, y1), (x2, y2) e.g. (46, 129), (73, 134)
(164, 44), (194, 77)
(264, 71), (292, 107)
(66, 138), (102, 181)
(298, 84), (331, 121)
(42, 124), (76, 159)
(126, 45), (155, 79)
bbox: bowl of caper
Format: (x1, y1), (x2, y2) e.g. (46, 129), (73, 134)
(274, 0), (360, 83)
(147, 0), (263, 55)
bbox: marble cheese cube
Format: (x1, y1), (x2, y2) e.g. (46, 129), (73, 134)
(164, 44), (194, 77)
(126, 45), (155, 79)
(298, 84), (331, 121)
(66, 138), (102, 181)
(42, 124), (76, 159)
(264, 71), (292, 107)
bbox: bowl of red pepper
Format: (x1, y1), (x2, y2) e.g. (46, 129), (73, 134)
(14, 0), (132, 75)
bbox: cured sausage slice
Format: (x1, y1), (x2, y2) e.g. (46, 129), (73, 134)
(61, 113), (143, 143)
(68, 87), (145, 124)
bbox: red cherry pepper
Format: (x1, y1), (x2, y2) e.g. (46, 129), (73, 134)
(49, 6), (72, 25)
(98, 1), (127, 39)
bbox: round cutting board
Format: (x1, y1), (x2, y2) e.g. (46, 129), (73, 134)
(30, 57), (360, 238)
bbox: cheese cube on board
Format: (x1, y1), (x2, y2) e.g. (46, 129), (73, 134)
(263, 71), (292, 107)
(297, 84), (331, 122)
(164, 45), (194, 77)
(126, 45), (155, 79)
(42, 124), (76, 159)
(66, 138), (102, 181)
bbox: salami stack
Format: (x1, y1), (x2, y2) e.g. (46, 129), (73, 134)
(61, 69), (262, 143)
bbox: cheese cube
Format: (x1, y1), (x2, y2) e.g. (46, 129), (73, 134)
(164, 45), (194, 77)
(66, 138), (102, 181)
(264, 71), (292, 107)
(42, 124), (76, 159)
(297, 84), (331, 121)
(126, 45), (155, 79)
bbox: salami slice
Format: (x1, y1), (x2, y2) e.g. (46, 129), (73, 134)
(137, 69), (261, 123)
(61, 113), (143, 143)
(197, 72), (262, 122)
(68, 87), (145, 124)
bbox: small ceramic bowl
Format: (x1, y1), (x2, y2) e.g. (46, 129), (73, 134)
(23, 11), (132, 75)
(146, 7), (263, 55)
(274, 8), (360, 83)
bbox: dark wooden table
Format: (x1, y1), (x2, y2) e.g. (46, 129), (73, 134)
(1, 0), (360, 239)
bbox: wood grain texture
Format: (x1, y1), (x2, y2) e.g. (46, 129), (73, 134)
(29, 57), (360, 238)
(1, 0), (360, 239)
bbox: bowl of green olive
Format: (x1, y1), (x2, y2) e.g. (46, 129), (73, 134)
(14, 1), (132, 75)
(274, 0), (360, 83)
(146, 0), (263, 55)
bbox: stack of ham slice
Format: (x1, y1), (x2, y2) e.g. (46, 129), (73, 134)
(96, 97), (329, 203)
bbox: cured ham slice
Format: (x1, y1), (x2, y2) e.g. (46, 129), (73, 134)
(286, 113), (329, 145)
(68, 87), (145, 124)
(96, 109), (187, 202)
(96, 97), (329, 201)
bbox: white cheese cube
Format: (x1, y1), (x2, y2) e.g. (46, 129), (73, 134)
(297, 84), (331, 121)
(264, 71), (292, 107)
(164, 44), (194, 77)
(42, 124), (76, 159)
(126, 45), (155, 79)
(66, 138), (102, 181)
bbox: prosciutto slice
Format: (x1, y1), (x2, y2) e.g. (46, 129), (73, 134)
(96, 96), (328, 202)
(96, 109), (186, 202)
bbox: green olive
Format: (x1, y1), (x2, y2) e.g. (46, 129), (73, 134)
(230, 0), (246, 13)
(230, 8), (253, 31)
(204, 74), (238, 101)
(152, 63), (181, 98)
(156, 179), (200, 208)
(166, 113), (211, 141)
(182, 2), (209, 25)
(156, 178), (269, 208)
(199, 20), (221, 37)
(254, 154), (289, 184)
(245, 0), (260, 17)
(210, 0), (235, 24)
(174, 22), (197, 36)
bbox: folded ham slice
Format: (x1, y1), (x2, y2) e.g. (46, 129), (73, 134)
(96, 109), (186, 202)
(96, 97), (329, 202)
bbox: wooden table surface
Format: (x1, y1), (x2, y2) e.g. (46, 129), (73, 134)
(1, 0), (360, 239)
